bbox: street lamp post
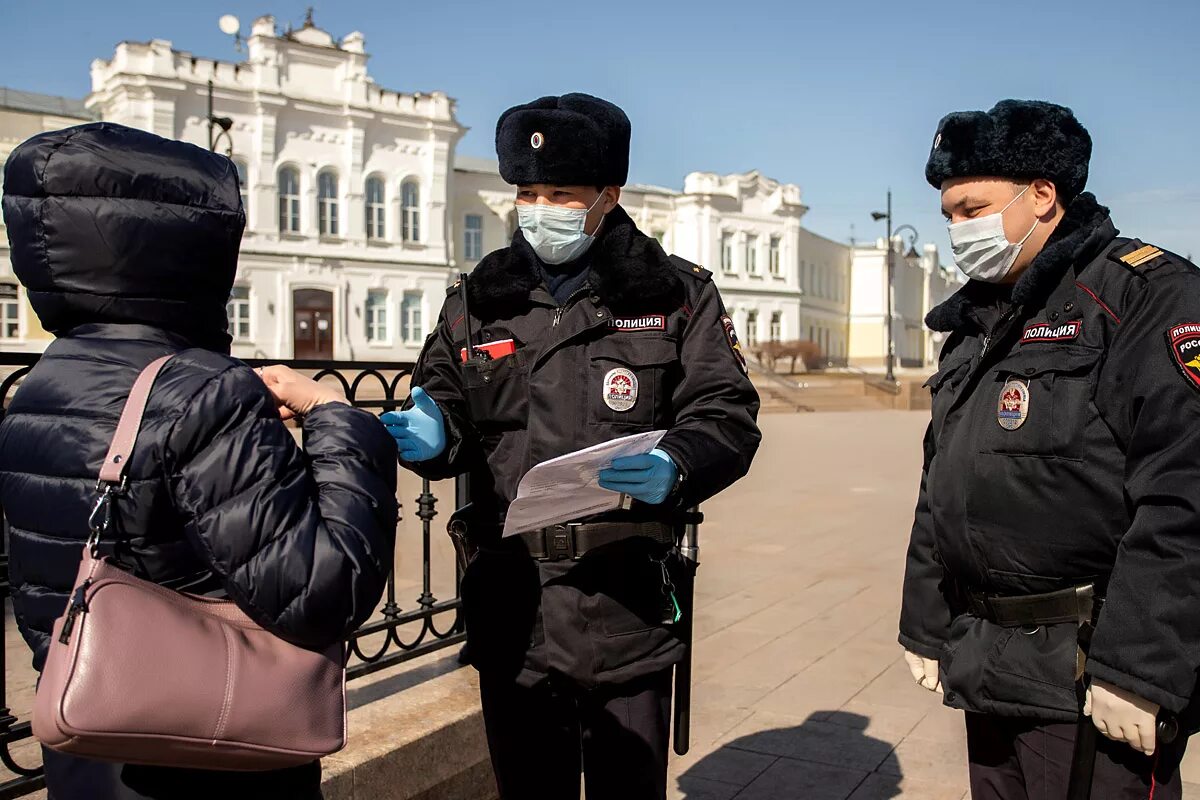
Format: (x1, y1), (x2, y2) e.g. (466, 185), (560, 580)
(871, 191), (918, 383)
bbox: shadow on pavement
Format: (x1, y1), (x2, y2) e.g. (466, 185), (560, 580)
(677, 711), (902, 799)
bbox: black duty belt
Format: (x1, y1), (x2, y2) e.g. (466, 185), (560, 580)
(967, 584), (1098, 628)
(520, 521), (676, 561)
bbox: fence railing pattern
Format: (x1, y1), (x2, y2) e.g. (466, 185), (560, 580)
(0, 355), (463, 799)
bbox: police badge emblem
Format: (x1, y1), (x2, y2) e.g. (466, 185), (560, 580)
(997, 379), (1030, 430)
(1167, 323), (1200, 393)
(603, 368), (638, 412)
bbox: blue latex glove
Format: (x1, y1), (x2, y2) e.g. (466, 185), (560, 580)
(380, 386), (447, 462)
(598, 448), (679, 505)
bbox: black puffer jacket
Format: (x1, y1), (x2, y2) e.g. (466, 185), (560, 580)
(0, 123), (399, 679)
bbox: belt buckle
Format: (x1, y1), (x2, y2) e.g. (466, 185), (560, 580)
(545, 524), (577, 561)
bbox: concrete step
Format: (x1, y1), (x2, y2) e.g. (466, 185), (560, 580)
(323, 653), (497, 800)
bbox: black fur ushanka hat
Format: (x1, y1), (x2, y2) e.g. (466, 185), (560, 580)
(495, 93), (630, 187)
(925, 99), (1092, 200)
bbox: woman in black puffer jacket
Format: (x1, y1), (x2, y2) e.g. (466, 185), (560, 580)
(0, 122), (398, 799)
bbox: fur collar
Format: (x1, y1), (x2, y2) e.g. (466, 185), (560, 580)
(925, 192), (1116, 332)
(466, 205), (683, 320)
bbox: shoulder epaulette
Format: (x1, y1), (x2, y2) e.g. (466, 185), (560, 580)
(1109, 240), (1169, 271)
(668, 254), (713, 282)
(445, 279), (462, 296)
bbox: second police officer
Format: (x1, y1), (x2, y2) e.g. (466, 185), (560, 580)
(384, 93), (761, 799)
(900, 100), (1200, 798)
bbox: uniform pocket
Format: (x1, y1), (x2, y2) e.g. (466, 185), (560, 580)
(587, 337), (678, 429)
(980, 347), (1102, 460)
(940, 614), (1080, 720)
(461, 350), (529, 431)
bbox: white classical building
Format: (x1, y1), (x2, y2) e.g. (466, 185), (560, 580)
(849, 239), (963, 368)
(86, 15), (465, 361)
(0, 13), (963, 368)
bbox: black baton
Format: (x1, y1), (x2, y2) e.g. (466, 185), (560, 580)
(673, 508), (701, 757)
(1067, 713), (1178, 799)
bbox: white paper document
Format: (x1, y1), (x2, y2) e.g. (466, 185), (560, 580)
(501, 430), (668, 537)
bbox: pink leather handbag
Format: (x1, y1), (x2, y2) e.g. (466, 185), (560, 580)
(33, 355), (347, 770)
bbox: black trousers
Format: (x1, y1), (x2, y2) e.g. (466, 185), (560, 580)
(42, 747), (322, 800)
(479, 669), (673, 800)
(966, 713), (1185, 800)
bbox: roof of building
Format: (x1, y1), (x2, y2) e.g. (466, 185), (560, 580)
(0, 87), (93, 120)
(626, 183), (681, 197)
(453, 155), (500, 175)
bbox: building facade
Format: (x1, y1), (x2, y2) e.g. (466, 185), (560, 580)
(86, 15), (464, 362)
(848, 239), (963, 369)
(0, 14), (963, 368)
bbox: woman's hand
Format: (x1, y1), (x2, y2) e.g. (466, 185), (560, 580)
(257, 365), (348, 420)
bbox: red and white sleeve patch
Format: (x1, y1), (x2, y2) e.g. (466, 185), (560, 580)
(1167, 323), (1200, 391)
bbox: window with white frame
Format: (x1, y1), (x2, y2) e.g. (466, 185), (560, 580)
(401, 291), (423, 343)
(0, 284), (19, 339)
(770, 311), (782, 342)
(745, 310), (759, 347)
(464, 214), (483, 261)
(317, 170), (339, 237)
(401, 181), (421, 242)
(226, 285), (251, 341)
(277, 167), (300, 234)
(769, 237), (781, 276)
(365, 288), (389, 343)
(233, 160), (249, 215)
(721, 233), (734, 273)
(365, 177), (386, 240)
(746, 234), (759, 275)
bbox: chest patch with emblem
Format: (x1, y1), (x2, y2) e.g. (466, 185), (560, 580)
(610, 315), (667, 332)
(1167, 323), (1200, 392)
(603, 368), (639, 412)
(997, 379), (1031, 430)
(1022, 319), (1082, 344)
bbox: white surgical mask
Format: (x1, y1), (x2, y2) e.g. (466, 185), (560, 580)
(517, 191), (607, 266)
(947, 186), (1039, 283)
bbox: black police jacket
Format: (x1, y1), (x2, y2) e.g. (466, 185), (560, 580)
(899, 192), (1200, 722)
(403, 205), (761, 687)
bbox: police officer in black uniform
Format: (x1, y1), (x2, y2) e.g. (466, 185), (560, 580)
(384, 93), (761, 800)
(900, 99), (1200, 798)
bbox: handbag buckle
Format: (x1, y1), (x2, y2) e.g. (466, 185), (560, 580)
(86, 481), (125, 553)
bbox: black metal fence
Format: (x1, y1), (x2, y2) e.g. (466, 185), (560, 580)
(0, 355), (465, 799)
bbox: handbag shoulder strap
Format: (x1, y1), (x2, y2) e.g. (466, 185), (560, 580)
(98, 355), (174, 487)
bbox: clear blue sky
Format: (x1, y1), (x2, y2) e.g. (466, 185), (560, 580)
(3, 0), (1197, 261)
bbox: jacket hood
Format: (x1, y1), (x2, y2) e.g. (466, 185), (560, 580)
(1, 122), (245, 351)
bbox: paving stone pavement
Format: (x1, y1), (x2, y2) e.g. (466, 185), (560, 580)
(669, 411), (1200, 800)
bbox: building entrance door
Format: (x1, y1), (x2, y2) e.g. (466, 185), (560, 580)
(293, 288), (334, 360)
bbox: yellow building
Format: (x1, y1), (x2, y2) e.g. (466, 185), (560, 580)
(0, 88), (95, 352)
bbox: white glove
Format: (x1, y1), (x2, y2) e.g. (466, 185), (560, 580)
(1085, 679), (1160, 756)
(904, 649), (943, 693)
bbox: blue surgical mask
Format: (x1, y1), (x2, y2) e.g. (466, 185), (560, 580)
(517, 192), (607, 266)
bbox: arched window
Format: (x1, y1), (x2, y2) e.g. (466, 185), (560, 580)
(745, 310), (759, 348)
(317, 170), (339, 236)
(365, 176), (385, 240)
(233, 160), (249, 214)
(401, 180), (421, 242)
(277, 167), (300, 234)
